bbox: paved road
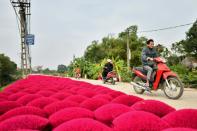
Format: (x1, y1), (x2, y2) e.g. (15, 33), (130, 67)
(73, 78), (197, 109)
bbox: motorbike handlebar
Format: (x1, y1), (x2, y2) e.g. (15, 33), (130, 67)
(153, 57), (166, 63)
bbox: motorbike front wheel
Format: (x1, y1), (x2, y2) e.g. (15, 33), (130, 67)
(163, 77), (184, 99)
(133, 76), (145, 94)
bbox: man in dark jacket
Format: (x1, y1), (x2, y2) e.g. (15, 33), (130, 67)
(141, 39), (158, 87)
(102, 59), (113, 80)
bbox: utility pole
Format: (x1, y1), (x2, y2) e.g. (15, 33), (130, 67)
(11, 0), (32, 77)
(127, 29), (131, 71)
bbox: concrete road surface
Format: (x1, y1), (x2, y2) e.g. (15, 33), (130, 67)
(73, 78), (197, 109)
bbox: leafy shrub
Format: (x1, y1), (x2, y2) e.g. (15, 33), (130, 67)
(119, 67), (133, 82)
(170, 64), (197, 87)
(86, 63), (102, 79)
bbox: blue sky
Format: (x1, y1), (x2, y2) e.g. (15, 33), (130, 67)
(0, 0), (197, 69)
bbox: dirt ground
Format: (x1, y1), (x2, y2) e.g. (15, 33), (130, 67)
(73, 78), (197, 109)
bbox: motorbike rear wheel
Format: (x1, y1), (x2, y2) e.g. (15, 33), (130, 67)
(103, 79), (106, 84)
(133, 76), (145, 94)
(112, 78), (115, 85)
(163, 76), (184, 99)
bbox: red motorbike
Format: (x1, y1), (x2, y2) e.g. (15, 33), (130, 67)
(131, 57), (184, 99)
(75, 73), (81, 79)
(103, 71), (117, 85)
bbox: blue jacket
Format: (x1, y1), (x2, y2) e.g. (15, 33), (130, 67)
(141, 47), (158, 66)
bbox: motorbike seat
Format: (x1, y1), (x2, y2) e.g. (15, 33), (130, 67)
(133, 67), (147, 75)
(133, 67), (157, 82)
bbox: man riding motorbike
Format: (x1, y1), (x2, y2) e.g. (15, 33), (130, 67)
(141, 39), (158, 88)
(102, 59), (113, 81)
(131, 39), (184, 99)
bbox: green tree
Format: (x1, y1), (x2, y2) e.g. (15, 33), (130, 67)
(71, 57), (90, 78)
(167, 54), (180, 66)
(0, 54), (17, 87)
(84, 25), (147, 67)
(171, 20), (197, 58)
(57, 64), (67, 74)
(119, 25), (146, 67)
(184, 20), (197, 57)
(84, 40), (106, 63)
(43, 68), (51, 74)
(171, 41), (185, 55)
(155, 44), (171, 58)
(111, 57), (125, 81)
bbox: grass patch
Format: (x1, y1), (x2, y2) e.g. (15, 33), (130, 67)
(0, 82), (13, 92)
(0, 85), (7, 91)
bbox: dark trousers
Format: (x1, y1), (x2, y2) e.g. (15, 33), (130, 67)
(102, 70), (108, 79)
